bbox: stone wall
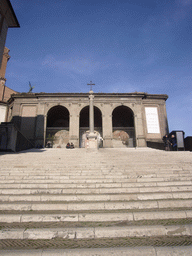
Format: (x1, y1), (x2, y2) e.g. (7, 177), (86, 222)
(0, 14), (8, 67)
(0, 122), (34, 152)
(0, 84), (16, 102)
(8, 92), (169, 148)
(0, 0), (19, 67)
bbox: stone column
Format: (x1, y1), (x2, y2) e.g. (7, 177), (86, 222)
(87, 90), (97, 148)
(89, 90), (94, 135)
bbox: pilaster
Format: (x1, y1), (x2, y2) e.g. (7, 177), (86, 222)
(35, 103), (45, 147)
(69, 104), (80, 147)
(102, 104), (113, 148)
(134, 104), (147, 147)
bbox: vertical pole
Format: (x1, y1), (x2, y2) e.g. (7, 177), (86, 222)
(89, 90), (94, 134)
(87, 81), (97, 149)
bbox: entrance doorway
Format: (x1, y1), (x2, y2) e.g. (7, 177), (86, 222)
(112, 106), (135, 147)
(46, 105), (69, 148)
(79, 106), (102, 147)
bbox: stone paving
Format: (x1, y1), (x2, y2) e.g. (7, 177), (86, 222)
(0, 148), (192, 255)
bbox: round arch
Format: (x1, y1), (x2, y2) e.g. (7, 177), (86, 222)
(79, 105), (102, 148)
(112, 105), (135, 147)
(46, 105), (70, 148)
(47, 105), (69, 127)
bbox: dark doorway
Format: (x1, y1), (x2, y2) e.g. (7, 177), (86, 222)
(112, 106), (135, 147)
(46, 105), (69, 147)
(47, 105), (69, 127)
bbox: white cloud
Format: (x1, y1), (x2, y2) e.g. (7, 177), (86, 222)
(176, 0), (192, 6)
(42, 54), (120, 76)
(106, 81), (137, 94)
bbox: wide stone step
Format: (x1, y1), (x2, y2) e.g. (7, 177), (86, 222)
(0, 209), (192, 223)
(1, 172), (192, 179)
(1, 246), (192, 256)
(0, 185), (192, 195)
(1, 191), (192, 202)
(0, 199), (192, 211)
(1, 164), (184, 168)
(0, 166), (191, 172)
(0, 176), (192, 184)
(1, 224), (192, 240)
(0, 180), (191, 189)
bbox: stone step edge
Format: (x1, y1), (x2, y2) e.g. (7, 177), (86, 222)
(1, 180), (192, 186)
(0, 180), (192, 185)
(0, 186), (192, 195)
(1, 224), (192, 240)
(1, 167), (191, 170)
(0, 191), (192, 202)
(1, 172), (192, 176)
(0, 209), (192, 223)
(1, 178), (192, 184)
(1, 174), (192, 178)
(0, 199), (192, 211)
(1, 246), (192, 256)
(1, 206), (192, 214)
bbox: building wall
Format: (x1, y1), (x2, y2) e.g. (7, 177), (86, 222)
(0, 83), (16, 125)
(0, 15), (8, 67)
(0, 47), (10, 79)
(0, 1), (19, 126)
(8, 93), (168, 148)
(0, 0), (19, 67)
(0, 104), (7, 123)
(0, 84), (16, 102)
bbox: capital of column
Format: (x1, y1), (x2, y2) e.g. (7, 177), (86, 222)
(89, 94), (94, 100)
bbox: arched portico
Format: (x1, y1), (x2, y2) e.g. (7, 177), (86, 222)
(79, 105), (102, 147)
(112, 105), (135, 147)
(46, 105), (70, 147)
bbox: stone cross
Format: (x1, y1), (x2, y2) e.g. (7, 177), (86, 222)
(87, 81), (95, 92)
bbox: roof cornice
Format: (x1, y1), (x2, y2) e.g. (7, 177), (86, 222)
(9, 92), (168, 101)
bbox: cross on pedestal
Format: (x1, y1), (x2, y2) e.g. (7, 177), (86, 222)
(87, 81), (98, 149)
(87, 81), (95, 92)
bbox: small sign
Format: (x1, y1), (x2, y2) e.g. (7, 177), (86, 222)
(145, 107), (160, 134)
(176, 132), (184, 148)
(0, 106), (6, 124)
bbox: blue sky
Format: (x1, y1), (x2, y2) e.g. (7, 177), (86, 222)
(5, 0), (192, 136)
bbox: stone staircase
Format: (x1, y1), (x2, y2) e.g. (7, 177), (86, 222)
(0, 148), (192, 254)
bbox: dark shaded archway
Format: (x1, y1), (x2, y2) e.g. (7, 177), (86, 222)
(47, 105), (69, 127)
(79, 106), (102, 147)
(112, 106), (135, 147)
(80, 106), (102, 128)
(46, 105), (69, 147)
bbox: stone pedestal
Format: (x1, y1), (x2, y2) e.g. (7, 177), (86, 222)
(87, 132), (98, 149)
(87, 89), (98, 149)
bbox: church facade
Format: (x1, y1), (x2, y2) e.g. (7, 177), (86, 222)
(7, 91), (168, 149)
